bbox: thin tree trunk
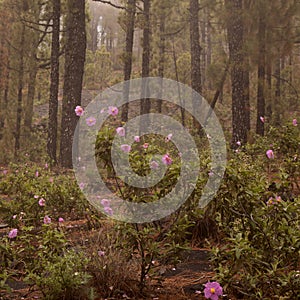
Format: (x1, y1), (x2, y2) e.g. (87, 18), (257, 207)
(274, 56), (281, 125)
(189, 0), (202, 132)
(140, 0), (151, 125)
(121, 0), (136, 122)
(14, 23), (25, 157)
(47, 0), (60, 163)
(157, 12), (165, 113)
(60, 0), (86, 168)
(225, 0), (247, 146)
(256, 10), (266, 136)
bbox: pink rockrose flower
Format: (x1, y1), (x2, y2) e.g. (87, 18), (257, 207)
(162, 154), (172, 165)
(35, 171), (39, 177)
(86, 116), (96, 127)
(75, 105), (84, 116)
(38, 198), (46, 206)
(260, 116), (265, 123)
(116, 127), (125, 137)
(134, 136), (140, 143)
(104, 206), (113, 216)
(58, 217), (64, 223)
(266, 149), (274, 159)
(150, 161), (159, 170)
(143, 143), (149, 149)
(43, 215), (51, 224)
(8, 228), (18, 239)
(121, 144), (131, 153)
(108, 106), (119, 116)
(98, 250), (105, 257)
(204, 281), (223, 300)
(292, 118), (297, 126)
(101, 199), (111, 207)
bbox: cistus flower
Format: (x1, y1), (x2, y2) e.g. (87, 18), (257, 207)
(150, 160), (159, 170)
(134, 136), (140, 143)
(116, 127), (125, 137)
(79, 182), (85, 190)
(8, 228), (18, 239)
(75, 105), (84, 116)
(100, 199), (110, 207)
(121, 144), (131, 153)
(292, 118), (297, 126)
(162, 154), (172, 165)
(86, 116), (96, 127)
(43, 215), (51, 224)
(108, 106), (119, 116)
(260, 116), (265, 123)
(236, 141), (241, 146)
(58, 217), (64, 223)
(104, 206), (113, 216)
(98, 250), (105, 257)
(38, 198), (46, 206)
(35, 171), (39, 177)
(143, 143), (149, 149)
(204, 281), (223, 300)
(266, 149), (274, 159)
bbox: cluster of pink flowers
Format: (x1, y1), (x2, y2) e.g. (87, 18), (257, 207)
(267, 195), (282, 206)
(101, 199), (113, 216)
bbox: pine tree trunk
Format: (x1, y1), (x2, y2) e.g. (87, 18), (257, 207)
(256, 10), (266, 136)
(60, 0), (86, 168)
(121, 0), (136, 122)
(140, 0), (151, 123)
(14, 23), (25, 157)
(47, 0), (60, 164)
(274, 56), (281, 125)
(157, 12), (165, 113)
(225, 0), (247, 145)
(189, 0), (202, 132)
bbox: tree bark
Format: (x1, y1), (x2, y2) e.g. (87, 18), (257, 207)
(225, 0), (247, 145)
(47, 0), (60, 164)
(189, 0), (202, 132)
(256, 9), (266, 136)
(140, 0), (151, 125)
(121, 0), (136, 122)
(60, 0), (86, 168)
(14, 23), (25, 157)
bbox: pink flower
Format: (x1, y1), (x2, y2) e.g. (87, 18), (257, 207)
(260, 116), (265, 123)
(49, 177), (54, 183)
(108, 106), (119, 116)
(98, 250), (105, 257)
(292, 118), (297, 126)
(12, 215), (17, 219)
(43, 215), (51, 224)
(75, 106), (84, 116)
(100, 108), (106, 114)
(45, 163), (48, 169)
(237, 141), (241, 146)
(86, 116), (96, 127)
(38, 198), (46, 206)
(266, 149), (274, 159)
(3, 169), (8, 175)
(150, 161), (159, 170)
(121, 144), (131, 153)
(204, 282), (223, 300)
(8, 228), (18, 239)
(104, 206), (113, 216)
(101, 199), (111, 207)
(58, 217), (64, 223)
(35, 171), (39, 177)
(267, 197), (275, 206)
(165, 133), (172, 142)
(134, 136), (140, 143)
(79, 182), (85, 190)
(116, 127), (125, 137)
(143, 143), (149, 149)
(162, 154), (172, 165)
(34, 195), (39, 199)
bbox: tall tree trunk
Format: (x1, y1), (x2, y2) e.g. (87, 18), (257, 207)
(121, 0), (136, 122)
(207, 18), (212, 90)
(201, 10), (206, 89)
(140, 0), (151, 123)
(60, 0), (86, 168)
(48, 0), (60, 163)
(225, 0), (247, 145)
(24, 60), (38, 134)
(14, 23), (25, 157)
(274, 56), (281, 125)
(189, 0), (202, 132)
(157, 11), (166, 113)
(256, 8), (266, 136)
